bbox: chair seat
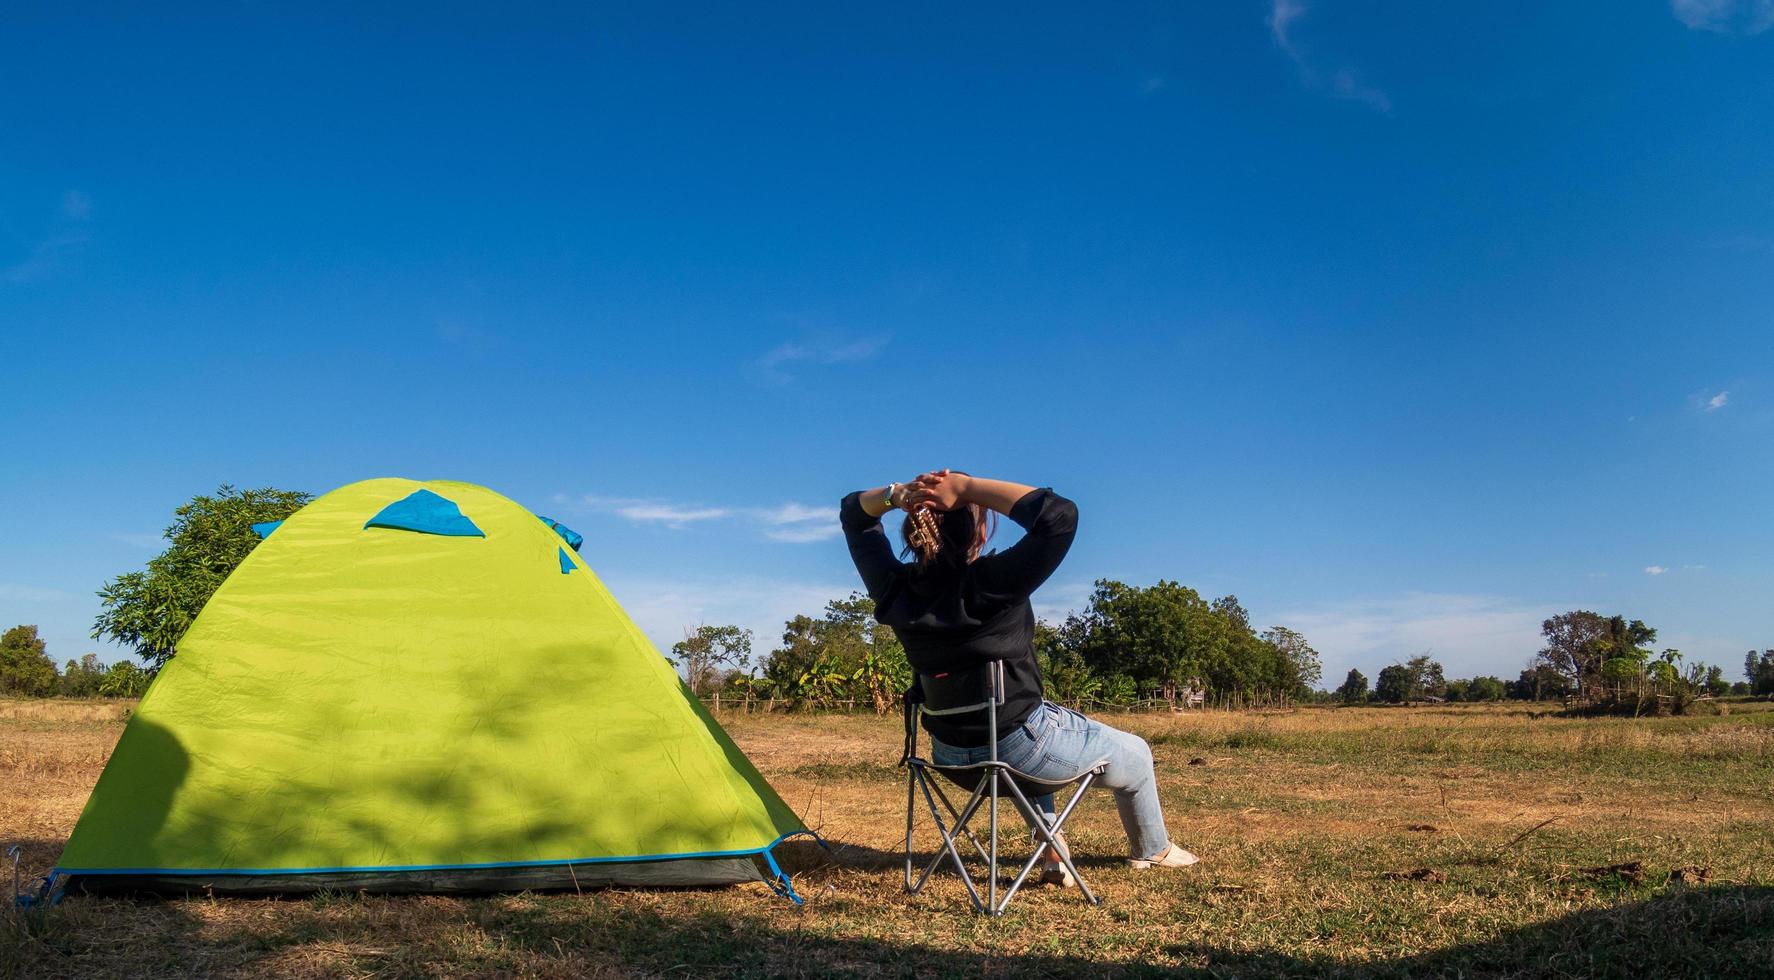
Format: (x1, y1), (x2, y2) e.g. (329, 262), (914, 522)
(911, 756), (1109, 795)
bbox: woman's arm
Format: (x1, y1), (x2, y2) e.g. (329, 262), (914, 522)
(854, 483), (916, 520)
(911, 470), (1078, 601)
(838, 481), (921, 603)
(914, 470), (1036, 515)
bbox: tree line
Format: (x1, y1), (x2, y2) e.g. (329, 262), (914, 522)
(676, 580), (1325, 714)
(18, 485), (1770, 716)
(0, 625), (153, 698)
(1330, 612), (1765, 713)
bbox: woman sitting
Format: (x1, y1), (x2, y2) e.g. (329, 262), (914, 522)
(839, 469), (1198, 885)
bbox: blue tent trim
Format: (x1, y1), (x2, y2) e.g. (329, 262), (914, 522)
(537, 515), (583, 552)
(251, 521), (283, 539)
(363, 489), (485, 538)
(558, 547), (575, 574)
(53, 830), (822, 904)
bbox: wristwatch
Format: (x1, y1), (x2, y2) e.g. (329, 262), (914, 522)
(882, 483), (898, 509)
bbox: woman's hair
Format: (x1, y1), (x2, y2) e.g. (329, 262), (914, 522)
(899, 501), (997, 565)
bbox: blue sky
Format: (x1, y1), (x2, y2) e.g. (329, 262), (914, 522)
(3, 2), (1770, 687)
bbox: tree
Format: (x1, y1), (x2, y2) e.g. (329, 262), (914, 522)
(1406, 654), (1446, 699)
(1532, 611), (1657, 701)
(1, 625), (59, 697)
(1372, 655), (1444, 704)
(671, 624), (753, 696)
(757, 593), (908, 713)
(94, 485), (311, 667)
(1466, 676), (1507, 701)
(1509, 663), (1571, 700)
(1060, 582), (1311, 705)
(1374, 664), (1412, 704)
(1337, 668), (1368, 705)
(1261, 625), (1322, 696)
(60, 653), (107, 698)
(99, 661), (153, 698)
(1035, 620), (1103, 703)
(1070, 580), (1218, 703)
(1747, 650), (1774, 697)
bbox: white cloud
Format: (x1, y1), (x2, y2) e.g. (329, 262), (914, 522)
(564, 494), (836, 542)
(1269, 0), (1308, 54)
(1706, 390), (1729, 411)
(1276, 592), (1557, 683)
(614, 503), (731, 527)
(0, 583), (78, 602)
(62, 190), (92, 220)
(2, 190), (91, 284)
(603, 573), (856, 659)
(1645, 565), (1668, 576)
(1031, 579), (1094, 626)
(753, 502), (840, 543)
(1330, 68), (1392, 113)
(1266, 1), (1391, 114)
(762, 524), (841, 544)
(1670, 0), (1774, 35)
(749, 336), (888, 385)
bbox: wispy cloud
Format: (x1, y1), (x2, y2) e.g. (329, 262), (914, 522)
(571, 496), (729, 529)
(753, 502), (842, 543)
(1669, 0), (1774, 35)
(1277, 592), (1557, 682)
(560, 494), (837, 542)
(1031, 579), (1094, 626)
(605, 573), (857, 659)
(1644, 565), (1668, 576)
(1706, 390), (1729, 412)
(749, 335), (888, 385)
(0, 583), (78, 603)
(1266, 1), (1391, 114)
(1, 190), (93, 285)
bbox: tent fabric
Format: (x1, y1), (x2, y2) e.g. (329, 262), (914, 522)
(55, 478), (807, 898)
(363, 487), (486, 537)
(251, 520), (283, 539)
(537, 515), (583, 552)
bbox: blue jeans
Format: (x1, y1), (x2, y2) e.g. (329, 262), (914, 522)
(929, 701), (1170, 859)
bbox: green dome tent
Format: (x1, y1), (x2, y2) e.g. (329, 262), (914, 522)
(50, 478), (810, 900)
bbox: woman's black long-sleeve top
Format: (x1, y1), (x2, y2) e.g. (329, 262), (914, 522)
(838, 488), (1078, 746)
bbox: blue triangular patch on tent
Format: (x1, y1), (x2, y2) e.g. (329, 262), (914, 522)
(252, 521), (283, 539)
(558, 547), (575, 574)
(364, 489), (485, 538)
(537, 515), (583, 552)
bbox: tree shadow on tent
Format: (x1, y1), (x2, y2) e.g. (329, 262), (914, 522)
(56, 659), (802, 896)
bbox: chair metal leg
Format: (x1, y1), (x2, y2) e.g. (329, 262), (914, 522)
(993, 770), (1103, 911)
(905, 760), (1108, 915)
(926, 777), (991, 864)
(909, 767), (989, 911)
(988, 770), (999, 913)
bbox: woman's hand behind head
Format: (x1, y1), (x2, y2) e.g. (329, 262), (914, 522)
(911, 469), (968, 511)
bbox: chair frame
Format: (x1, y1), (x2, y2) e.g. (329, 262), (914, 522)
(903, 662), (1105, 915)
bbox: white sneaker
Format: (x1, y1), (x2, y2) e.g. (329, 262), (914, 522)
(1128, 843), (1200, 870)
(1034, 828), (1076, 887)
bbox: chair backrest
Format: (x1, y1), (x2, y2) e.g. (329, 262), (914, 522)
(917, 661), (1004, 718)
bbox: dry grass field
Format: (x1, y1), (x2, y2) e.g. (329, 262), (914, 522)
(4, 697), (1772, 978)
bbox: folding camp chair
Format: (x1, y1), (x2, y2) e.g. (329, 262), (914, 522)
(902, 662), (1106, 915)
